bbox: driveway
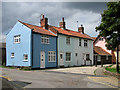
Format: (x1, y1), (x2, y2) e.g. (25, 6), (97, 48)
(1, 65), (117, 89)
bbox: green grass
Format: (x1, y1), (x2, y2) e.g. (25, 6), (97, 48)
(0, 65), (31, 71)
(105, 67), (120, 73)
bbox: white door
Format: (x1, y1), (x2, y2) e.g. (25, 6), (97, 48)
(60, 53), (64, 66)
(75, 53), (78, 66)
(40, 51), (45, 68)
(82, 53), (86, 65)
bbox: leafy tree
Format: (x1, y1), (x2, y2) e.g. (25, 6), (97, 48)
(96, 2), (120, 50)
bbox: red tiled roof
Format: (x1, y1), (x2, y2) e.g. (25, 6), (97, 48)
(94, 46), (112, 55)
(18, 21), (56, 36)
(49, 25), (93, 40)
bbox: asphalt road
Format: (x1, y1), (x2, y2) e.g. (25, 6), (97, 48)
(1, 67), (118, 89)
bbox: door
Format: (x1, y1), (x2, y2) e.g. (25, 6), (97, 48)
(75, 53), (78, 66)
(60, 53), (64, 66)
(82, 53), (86, 65)
(40, 51), (45, 68)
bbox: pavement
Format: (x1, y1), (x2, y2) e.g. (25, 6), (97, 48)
(0, 64), (119, 89)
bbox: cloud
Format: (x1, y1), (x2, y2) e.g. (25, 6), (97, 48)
(2, 2), (106, 38)
(0, 34), (6, 42)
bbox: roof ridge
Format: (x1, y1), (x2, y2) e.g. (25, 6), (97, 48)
(18, 20), (41, 28)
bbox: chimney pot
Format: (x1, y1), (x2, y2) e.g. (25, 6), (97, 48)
(42, 15), (44, 19)
(62, 17), (64, 22)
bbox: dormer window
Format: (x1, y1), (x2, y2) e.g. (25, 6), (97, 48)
(99, 38), (103, 41)
(66, 37), (70, 44)
(41, 35), (49, 44)
(14, 35), (20, 44)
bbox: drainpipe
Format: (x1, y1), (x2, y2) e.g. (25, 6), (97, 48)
(56, 36), (59, 68)
(31, 29), (34, 68)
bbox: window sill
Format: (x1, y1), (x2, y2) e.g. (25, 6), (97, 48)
(41, 43), (50, 44)
(23, 60), (28, 62)
(48, 61), (56, 63)
(65, 61), (71, 62)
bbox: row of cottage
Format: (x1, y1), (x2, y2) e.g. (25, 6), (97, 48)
(6, 15), (112, 68)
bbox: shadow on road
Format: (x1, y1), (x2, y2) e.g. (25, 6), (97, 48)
(1, 77), (31, 90)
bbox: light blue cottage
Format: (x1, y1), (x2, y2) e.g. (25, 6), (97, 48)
(6, 18), (57, 68)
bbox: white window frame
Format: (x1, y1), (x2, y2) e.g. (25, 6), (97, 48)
(79, 38), (81, 46)
(41, 35), (49, 44)
(84, 40), (88, 47)
(66, 37), (70, 44)
(66, 52), (71, 62)
(11, 53), (14, 58)
(48, 51), (56, 62)
(23, 54), (28, 62)
(86, 54), (90, 60)
(14, 35), (20, 44)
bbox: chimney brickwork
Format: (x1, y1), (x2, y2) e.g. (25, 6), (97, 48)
(59, 17), (66, 29)
(40, 15), (48, 29)
(78, 25), (84, 34)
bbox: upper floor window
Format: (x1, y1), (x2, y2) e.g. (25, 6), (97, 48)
(99, 38), (104, 41)
(48, 51), (56, 62)
(79, 38), (81, 46)
(66, 37), (70, 44)
(14, 35), (20, 44)
(84, 40), (88, 47)
(24, 54), (28, 61)
(66, 52), (71, 61)
(41, 35), (49, 44)
(11, 53), (14, 58)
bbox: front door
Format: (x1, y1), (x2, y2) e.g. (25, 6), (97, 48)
(40, 51), (45, 68)
(60, 53), (64, 66)
(75, 53), (78, 66)
(82, 53), (86, 65)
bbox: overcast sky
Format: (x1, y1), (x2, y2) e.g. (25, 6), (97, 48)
(1, 2), (107, 42)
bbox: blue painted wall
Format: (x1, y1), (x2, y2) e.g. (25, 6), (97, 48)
(6, 22), (32, 66)
(32, 33), (57, 68)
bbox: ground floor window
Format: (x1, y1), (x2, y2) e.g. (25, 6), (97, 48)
(11, 53), (14, 58)
(48, 51), (56, 62)
(86, 54), (90, 60)
(24, 54), (28, 61)
(66, 52), (71, 61)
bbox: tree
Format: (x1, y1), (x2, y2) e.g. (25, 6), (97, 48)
(96, 2), (120, 50)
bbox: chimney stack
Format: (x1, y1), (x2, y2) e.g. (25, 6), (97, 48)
(59, 17), (66, 29)
(40, 15), (48, 29)
(78, 25), (84, 34)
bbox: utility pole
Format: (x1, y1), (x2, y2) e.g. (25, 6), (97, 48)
(116, 44), (119, 73)
(116, 31), (120, 73)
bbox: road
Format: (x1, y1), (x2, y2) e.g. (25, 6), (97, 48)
(1, 67), (118, 89)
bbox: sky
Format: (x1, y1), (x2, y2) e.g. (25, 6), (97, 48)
(1, 2), (107, 42)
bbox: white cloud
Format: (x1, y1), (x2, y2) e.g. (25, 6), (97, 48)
(65, 10), (101, 36)
(0, 34), (6, 42)
(2, 2), (104, 37)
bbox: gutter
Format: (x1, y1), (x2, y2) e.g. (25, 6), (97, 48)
(31, 29), (34, 67)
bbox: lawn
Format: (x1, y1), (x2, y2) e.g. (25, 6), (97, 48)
(105, 65), (120, 73)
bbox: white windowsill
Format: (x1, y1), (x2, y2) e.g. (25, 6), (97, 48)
(48, 61), (56, 63)
(65, 61), (71, 62)
(23, 60), (28, 62)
